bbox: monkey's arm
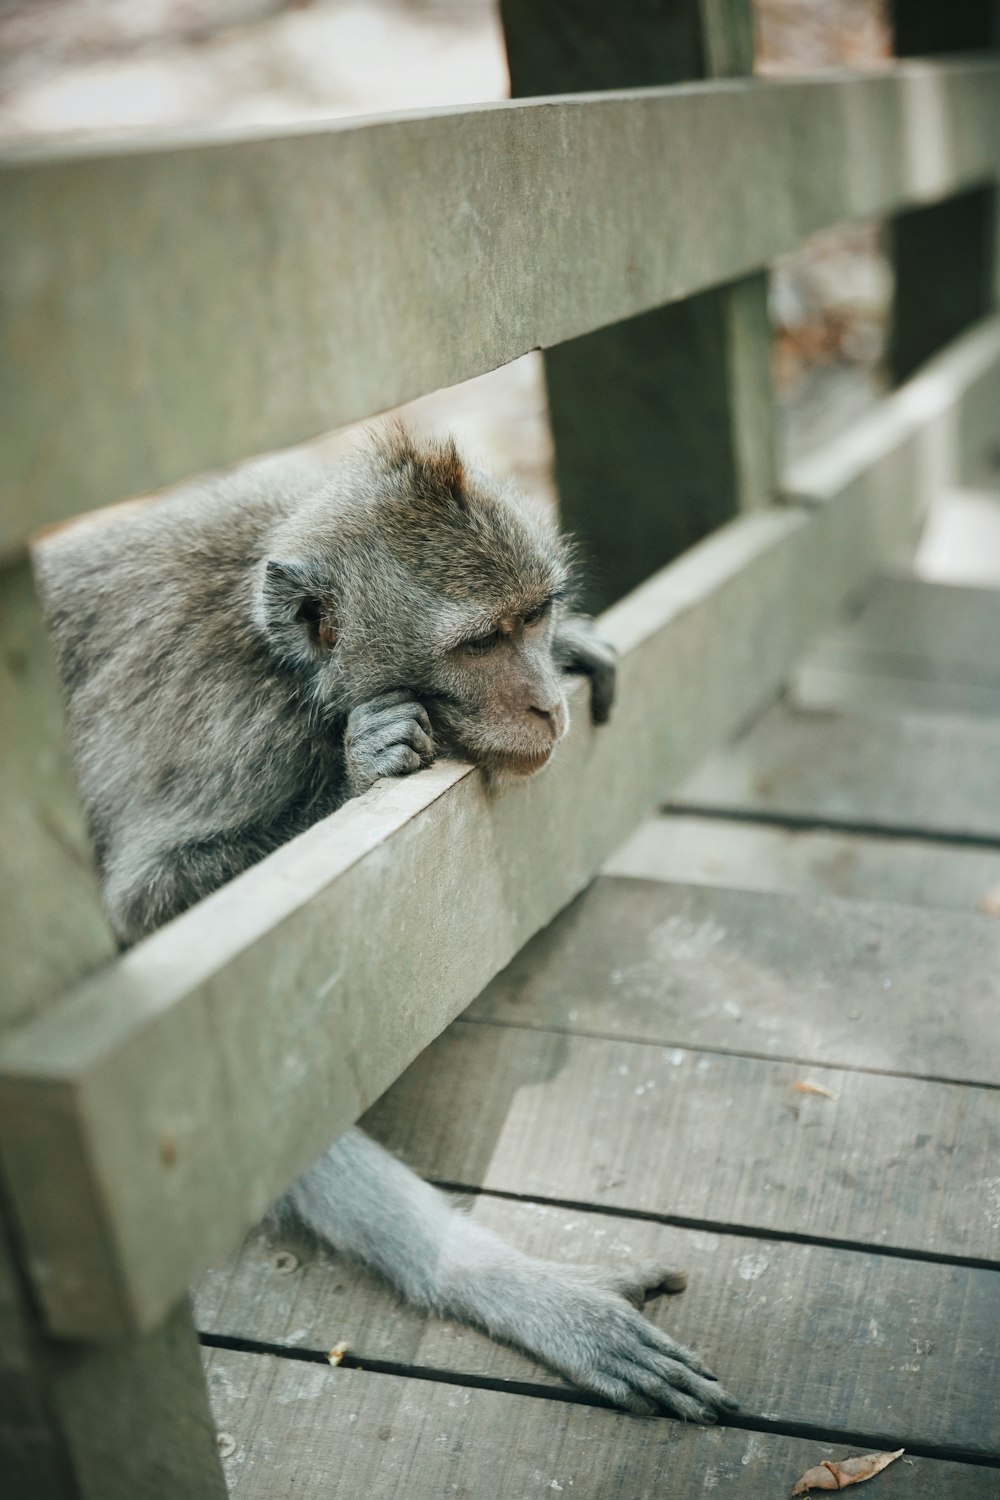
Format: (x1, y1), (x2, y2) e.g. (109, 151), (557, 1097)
(553, 615), (617, 724)
(284, 1128), (737, 1422)
(105, 820), (317, 947)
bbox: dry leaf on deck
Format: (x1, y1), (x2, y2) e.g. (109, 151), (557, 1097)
(792, 1080), (838, 1100)
(791, 1448), (905, 1493)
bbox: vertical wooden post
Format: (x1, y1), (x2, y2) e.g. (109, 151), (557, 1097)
(500, 0), (776, 608)
(888, 3), (1000, 384)
(0, 559), (228, 1500)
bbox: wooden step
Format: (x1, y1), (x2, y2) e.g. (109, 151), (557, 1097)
(791, 575), (1000, 718)
(674, 701), (1000, 841)
(606, 813), (1000, 911)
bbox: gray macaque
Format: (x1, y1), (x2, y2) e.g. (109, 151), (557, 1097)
(36, 427), (735, 1423)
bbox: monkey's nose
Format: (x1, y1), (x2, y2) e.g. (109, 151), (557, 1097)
(528, 704), (564, 740)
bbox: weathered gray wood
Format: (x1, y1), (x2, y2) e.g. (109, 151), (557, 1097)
(46, 1299), (227, 1500)
(792, 573), (1000, 716)
(0, 488), (891, 1342)
(196, 1195), (1000, 1455)
(3, 57), (1000, 550)
(469, 877), (1000, 1084)
(0, 567), (226, 1493)
(0, 560), (114, 1033)
(813, 575), (1000, 674)
(782, 316), (1000, 516)
(606, 812), (1000, 911)
(203, 1350), (990, 1498)
(363, 1020), (1000, 1262)
(676, 701), (1000, 840)
(501, 0), (774, 607)
(792, 661), (1000, 717)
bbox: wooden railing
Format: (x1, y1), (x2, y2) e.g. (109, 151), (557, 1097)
(1, 5), (999, 1495)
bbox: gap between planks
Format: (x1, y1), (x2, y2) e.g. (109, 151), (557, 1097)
(664, 802), (1000, 853)
(202, 1353), (994, 1499)
(198, 1335), (1000, 1473)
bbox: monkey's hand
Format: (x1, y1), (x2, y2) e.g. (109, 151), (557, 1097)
(344, 689), (434, 795)
(553, 614), (617, 725)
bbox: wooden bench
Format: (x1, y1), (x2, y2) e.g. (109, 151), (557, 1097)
(2, 4), (999, 1494)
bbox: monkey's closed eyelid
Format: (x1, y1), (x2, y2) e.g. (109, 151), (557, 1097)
(463, 628), (503, 655)
(523, 598), (554, 626)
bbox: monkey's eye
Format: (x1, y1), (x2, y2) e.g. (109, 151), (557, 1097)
(523, 599), (553, 627)
(464, 629), (502, 656)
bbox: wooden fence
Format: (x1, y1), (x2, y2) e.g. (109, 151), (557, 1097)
(1, 4), (999, 1495)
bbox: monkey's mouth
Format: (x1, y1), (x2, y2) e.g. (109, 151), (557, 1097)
(486, 745), (554, 777)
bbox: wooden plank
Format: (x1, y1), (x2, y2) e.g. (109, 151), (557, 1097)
(817, 576), (1000, 673)
(501, 0), (775, 608)
(0, 567), (226, 1493)
(675, 701), (1000, 840)
(468, 877), (1000, 1084)
(605, 813), (1000, 910)
(203, 1350), (992, 1498)
(196, 1196), (1000, 1455)
(791, 662), (1000, 717)
(782, 316), (1000, 516)
(361, 1020), (1000, 1262)
(792, 573), (1000, 715)
(3, 57), (1000, 549)
(0, 314), (990, 1341)
(0, 559), (114, 1034)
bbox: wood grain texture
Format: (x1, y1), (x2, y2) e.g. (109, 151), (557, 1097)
(3, 58), (1000, 548)
(467, 877), (1000, 1084)
(676, 701), (1000, 839)
(605, 813), (1000, 911)
(361, 1020), (1000, 1262)
(203, 1350), (992, 1498)
(196, 1195), (1000, 1455)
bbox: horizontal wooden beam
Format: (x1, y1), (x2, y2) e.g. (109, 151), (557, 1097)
(2, 55), (999, 555)
(782, 315), (1000, 511)
(0, 320), (996, 1341)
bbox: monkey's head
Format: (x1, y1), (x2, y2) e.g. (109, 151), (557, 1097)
(259, 427), (574, 780)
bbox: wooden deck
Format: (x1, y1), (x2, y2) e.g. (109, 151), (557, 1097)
(197, 572), (1000, 1497)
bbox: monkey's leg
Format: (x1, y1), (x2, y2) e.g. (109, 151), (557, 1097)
(284, 1128), (737, 1423)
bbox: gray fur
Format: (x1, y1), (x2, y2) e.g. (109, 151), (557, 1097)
(36, 427), (735, 1422)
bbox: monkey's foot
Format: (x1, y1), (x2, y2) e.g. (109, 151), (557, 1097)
(344, 689), (434, 794)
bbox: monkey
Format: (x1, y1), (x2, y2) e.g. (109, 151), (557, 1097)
(35, 426), (736, 1424)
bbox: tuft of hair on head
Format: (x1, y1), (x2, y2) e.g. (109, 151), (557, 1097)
(368, 421), (467, 509)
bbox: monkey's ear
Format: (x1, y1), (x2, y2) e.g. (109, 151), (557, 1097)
(260, 559), (339, 664)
